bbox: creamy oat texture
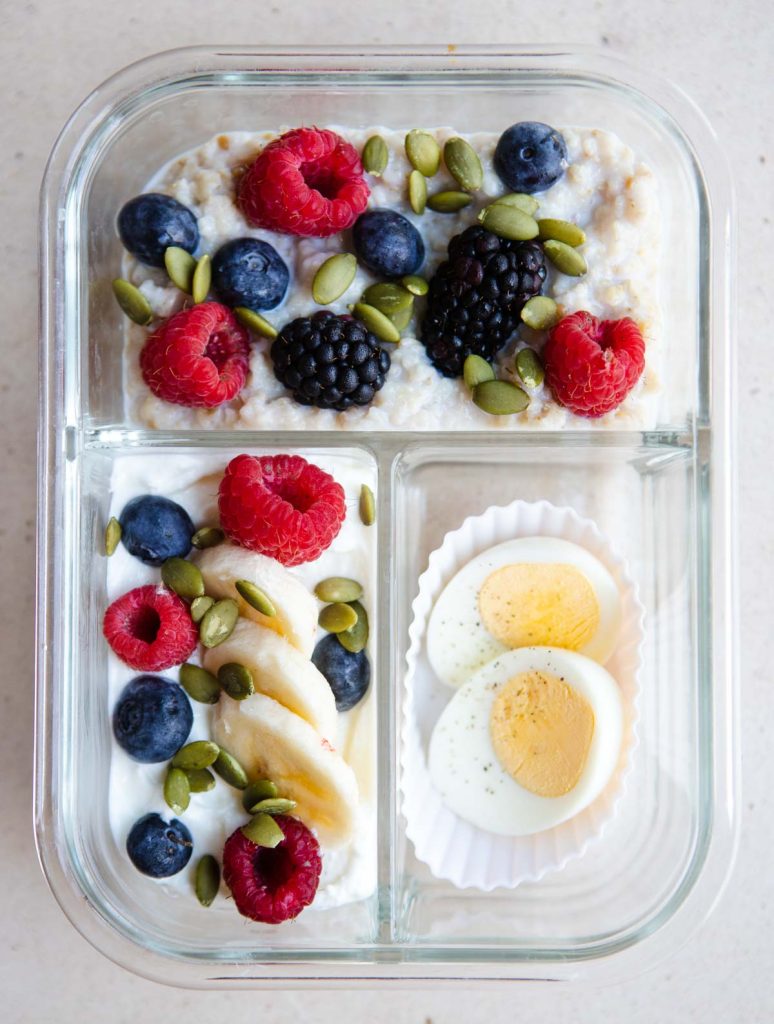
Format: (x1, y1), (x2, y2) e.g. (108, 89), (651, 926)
(106, 452), (377, 912)
(124, 126), (661, 430)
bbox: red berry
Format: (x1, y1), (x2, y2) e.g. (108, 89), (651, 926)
(543, 311), (645, 418)
(222, 815), (322, 924)
(103, 585), (198, 671)
(218, 454), (346, 566)
(140, 302), (250, 408)
(238, 128), (370, 238)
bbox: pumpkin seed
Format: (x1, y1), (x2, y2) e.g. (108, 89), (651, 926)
(217, 662), (255, 701)
(543, 239), (587, 276)
(362, 282), (413, 315)
(520, 295), (559, 331)
(164, 246), (196, 293)
(105, 517), (121, 557)
(234, 306), (278, 339)
(405, 130), (440, 177)
(351, 302), (401, 344)
(195, 854), (220, 907)
(179, 663), (221, 704)
(172, 740), (220, 771)
(319, 602), (359, 634)
(427, 190), (473, 213)
(314, 577), (363, 603)
(200, 598), (239, 648)
(191, 526), (225, 549)
(191, 253), (211, 304)
(242, 812), (284, 848)
(492, 192), (539, 215)
(463, 354), (495, 390)
(247, 797), (297, 816)
(472, 379), (530, 415)
(185, 768), (216, 793)
(164, 767), (190, 814)
(190, 596), (215, 624)
(388, 305), (413, 331)
(312, 253), (357, 305)
(537, 218), (586, 247)
(443, 136), (483, 191)
(408, 169), (427, 214)
(477, 204), (539, 240)
(213, 748), (249, 789)
(242, 779), (279, 811)
(401, 274), (428, 296)
(515, 347), (545, 389)
(161, 557), (205, 600)
(359, 484), (376, 527)
(235, 579), (276, 617)
(338, 600), (369, 654)
(362, 135), (389, 176)
(112, 279), (152, 326)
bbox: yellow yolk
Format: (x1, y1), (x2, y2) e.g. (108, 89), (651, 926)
(478, 563), (600, 652)
(489, 670), (595, 797)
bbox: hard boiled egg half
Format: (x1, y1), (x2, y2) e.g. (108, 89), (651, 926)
(427, 537), (622, 687)
(428, 646), (624, 837)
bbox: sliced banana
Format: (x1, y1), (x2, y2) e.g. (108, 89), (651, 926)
(203, 618), (337, 742)
(214, 692), (358, 847)
(196, 543), (317, 657)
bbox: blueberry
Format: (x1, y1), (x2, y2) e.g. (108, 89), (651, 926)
(493, 122), (568, 194)
(353, 210), (424, 278)
(311, 633), (370, 712)
(212, 238), (289, 311)
(119, 495), (194, 566)
(117, 193), (199, 268)
(113, 675), (193, 763)
(126, 813), (193, 878)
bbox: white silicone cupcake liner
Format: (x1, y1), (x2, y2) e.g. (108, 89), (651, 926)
(401, 499), (645, 891)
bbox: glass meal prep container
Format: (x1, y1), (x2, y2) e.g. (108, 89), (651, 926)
(36, 46), (737, 986)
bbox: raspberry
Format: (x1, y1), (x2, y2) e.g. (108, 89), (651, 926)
(543, 311), (645, 418)
(218, 454), (345, 566)
(238, 128), (370, 237)
(222, 815), (322, 924)
(103, 585), (198, 671)
(140, 302), (250, 408)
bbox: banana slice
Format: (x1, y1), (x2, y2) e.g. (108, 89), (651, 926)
(214, 692), (358, 847)
(196, 543), (317, 657)
(203, 618), (337, 742)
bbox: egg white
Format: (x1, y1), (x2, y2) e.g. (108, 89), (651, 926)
(426, 536), (622, 688)
(428, 646), (624, 837)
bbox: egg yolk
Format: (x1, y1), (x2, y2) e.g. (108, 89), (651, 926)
(489, 670), (595, 798)
(478, 563), (600, 652)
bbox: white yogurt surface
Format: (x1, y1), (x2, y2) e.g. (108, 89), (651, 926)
(123, 125), (662, 431)
(106, 451), (378, 913)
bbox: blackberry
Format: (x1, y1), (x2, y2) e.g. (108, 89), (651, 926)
(420, 225), (547, 377)
(271, 311), (391, 411)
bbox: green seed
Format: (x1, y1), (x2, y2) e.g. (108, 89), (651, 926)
(213, 748), (249, 789)
(537, 218), (586, 247)
(362, 282), (413, 315)
(185, 768), (216, 793)
(235, 579), (276, 617)
(405, 130), (440, 176)
(191, 253), (211, 304)
(388, 305), (413, 331)
(472, 379), (530, 416)
(463, 354), (495, 391)
(319, 602), (359, 634)
(164, 767), (190, 814)
(191, 526), (225, 549)
(312, 253), (357, 305)
(195, 854), (220, 907)
(314, 577), (363, 603)
(242, 812), (284, 848)
(520, 295), (560, 331)
(105, 517), (121, 557)
(338, 600), (369, 654)
(351, 302), (401, 344)
(179, 663), (221, 704)
(161, 557), (205, 600)
(190, 596), (215, 624)
(172, 740), (220, 771)
(112, 279), (152, 326)
(242, 779), (279, 811)
(362, 135), (389, 176)
(164, 246), (196, 293)
(515, 348), (545, 389)
(234, 307), (277, 339)
(492, 193), (539, 215)
(401, 275), (428, 296)
(359, 484), (376, 527)
(477, 204), (539, 240)
(200, 598), (239, 648)
(217, 662), (255, 701)
(443, 136), (483, 191)
(408, 169), (427, 214)
(543, 239), (587, 276)
(247, 797), (297, 816)
(427, 190), (473, 213)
